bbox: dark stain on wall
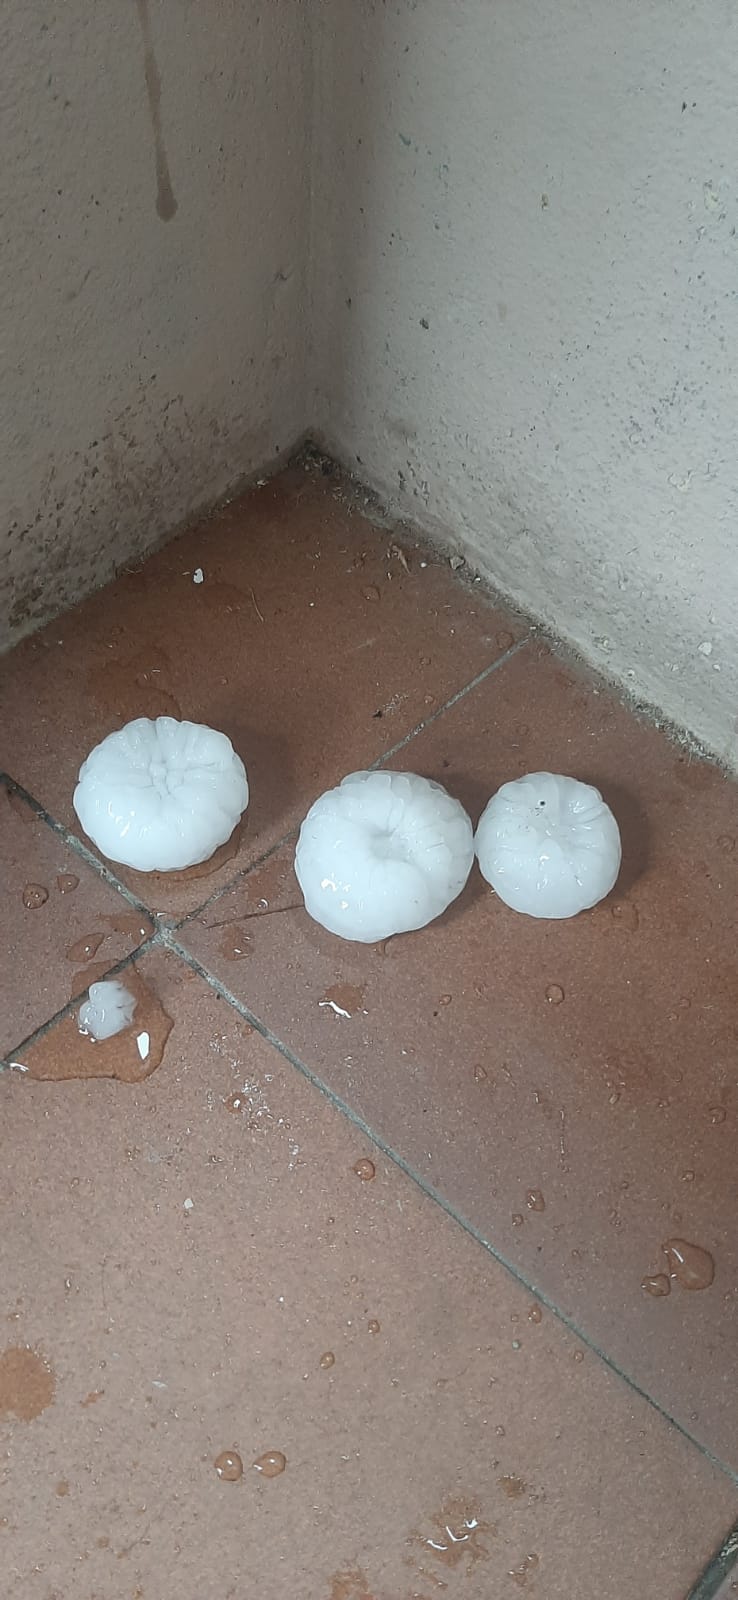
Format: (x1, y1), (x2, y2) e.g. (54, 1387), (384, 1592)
(135, 0), (178, 221)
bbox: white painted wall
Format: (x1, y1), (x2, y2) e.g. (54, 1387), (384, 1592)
(1, 0), (309, 645)
(311, 0), (738, 765)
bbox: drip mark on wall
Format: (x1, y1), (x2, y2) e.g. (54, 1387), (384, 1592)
(135, 0), (178, 221)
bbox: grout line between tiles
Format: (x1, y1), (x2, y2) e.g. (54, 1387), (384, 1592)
(172, 632), (531, 929)
(687, 1522), (738, 1600)
(368, 633), (530, 768)
(2, 634), (530, 943)
(0, 934), (164, 1068)
(1, 774), (154, 920)
(1, 635), (529, 1055)
(176, 825), (300, 929)
(160, 928), (738, 1491)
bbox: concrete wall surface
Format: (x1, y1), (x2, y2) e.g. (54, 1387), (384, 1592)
(1, 0), (310, 644)
(311, 0), (738, 765)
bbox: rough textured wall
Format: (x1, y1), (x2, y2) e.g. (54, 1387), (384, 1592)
(1, 0), (310, 646)
(312, 0), (738, 765)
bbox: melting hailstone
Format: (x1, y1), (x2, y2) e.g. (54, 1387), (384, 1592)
(73, 716), (249, 871)
(78, 980), (136, 1041)
(475, 771), (621, 918)
(295, 770), (474, 943)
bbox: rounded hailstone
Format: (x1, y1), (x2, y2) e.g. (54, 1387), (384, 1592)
(73, 716), (249, 872)
(295, 770), (474, 943)
(475, 771), (621, 919)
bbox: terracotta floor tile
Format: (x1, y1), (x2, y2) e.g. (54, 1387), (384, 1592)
(181, 641), (738, 1468)
(0, 781), (153, 1057)
(1, 949), (734, 1598)
(0, 467), (523, 918)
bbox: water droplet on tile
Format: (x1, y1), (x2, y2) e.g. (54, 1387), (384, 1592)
(495, 1424), (506, 1437)
(24, 967), (173, 1083)
(56, 874), (79, 894)
(662, 1238), (715, 1291)
(418, 1502), (491, 1568)
(0, 1347), (55, 1420)
(363, 585), (380, 602)
(438, 994), (452, 1007)
(498, 1474), (526, 1499)
(681, 1169), (695, 1182)
(367, 1319), (381, 1335)
(319, 1351), (335, 1370)
(353, 1158), (376, 1182)
(545, 984), (564, 1005)
(709, 1106), (727, 1125)
(253, 1449), (286, 1478)
(511, 1213), (524, 1227)
(527, 1304), (543, 1324)
(220, 924), (253, 960)
(573, 1351), (584, 1363)
(224, 1092), (244, 1114)
(509, 1553), (540, 1587)
(88, 650), (180, 724)
(66, 932), (105, 962)
(214, 1450), (243, 1481)
(526, 1190), (545, 1213)
(80, 1388), (105, 1407)
(642, 1273), (671, 1298)
(473, 1064), (488, 1083)
(319, 983), (365, 1019)
(22, 883), (48, 910)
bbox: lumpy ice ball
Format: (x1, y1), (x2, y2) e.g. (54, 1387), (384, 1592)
(78, 980), (136, 1041)
(475, 771), (621, 918)
(295, 770), (474, 943)
(74, 716), (249, 872)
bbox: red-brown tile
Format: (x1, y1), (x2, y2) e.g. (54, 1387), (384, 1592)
(181, 643), (738, 1467)
(0, 468), (522, 918)
(1, 950), (734, 1598)
(0, 782), (153, 1057)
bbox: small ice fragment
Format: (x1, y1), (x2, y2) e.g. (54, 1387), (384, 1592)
(136, 1031), (150, 1061)
(78, 980), (136, 1041)
(193, 568), (204, 584)
(183, 1197), (194, 1212)
(73, 717), (249, 872)
(296, 770), (474, 943)
(698, 640), (712, 657)
(319, 1000), (351, 1018)
(476, 772), (621, 919)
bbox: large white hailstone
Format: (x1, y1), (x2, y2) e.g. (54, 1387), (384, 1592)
(475, 771), (621, 919)
(78, 980), (136, 1041)
(295, 770), (474, 943)
(74, 716), (249, 871)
